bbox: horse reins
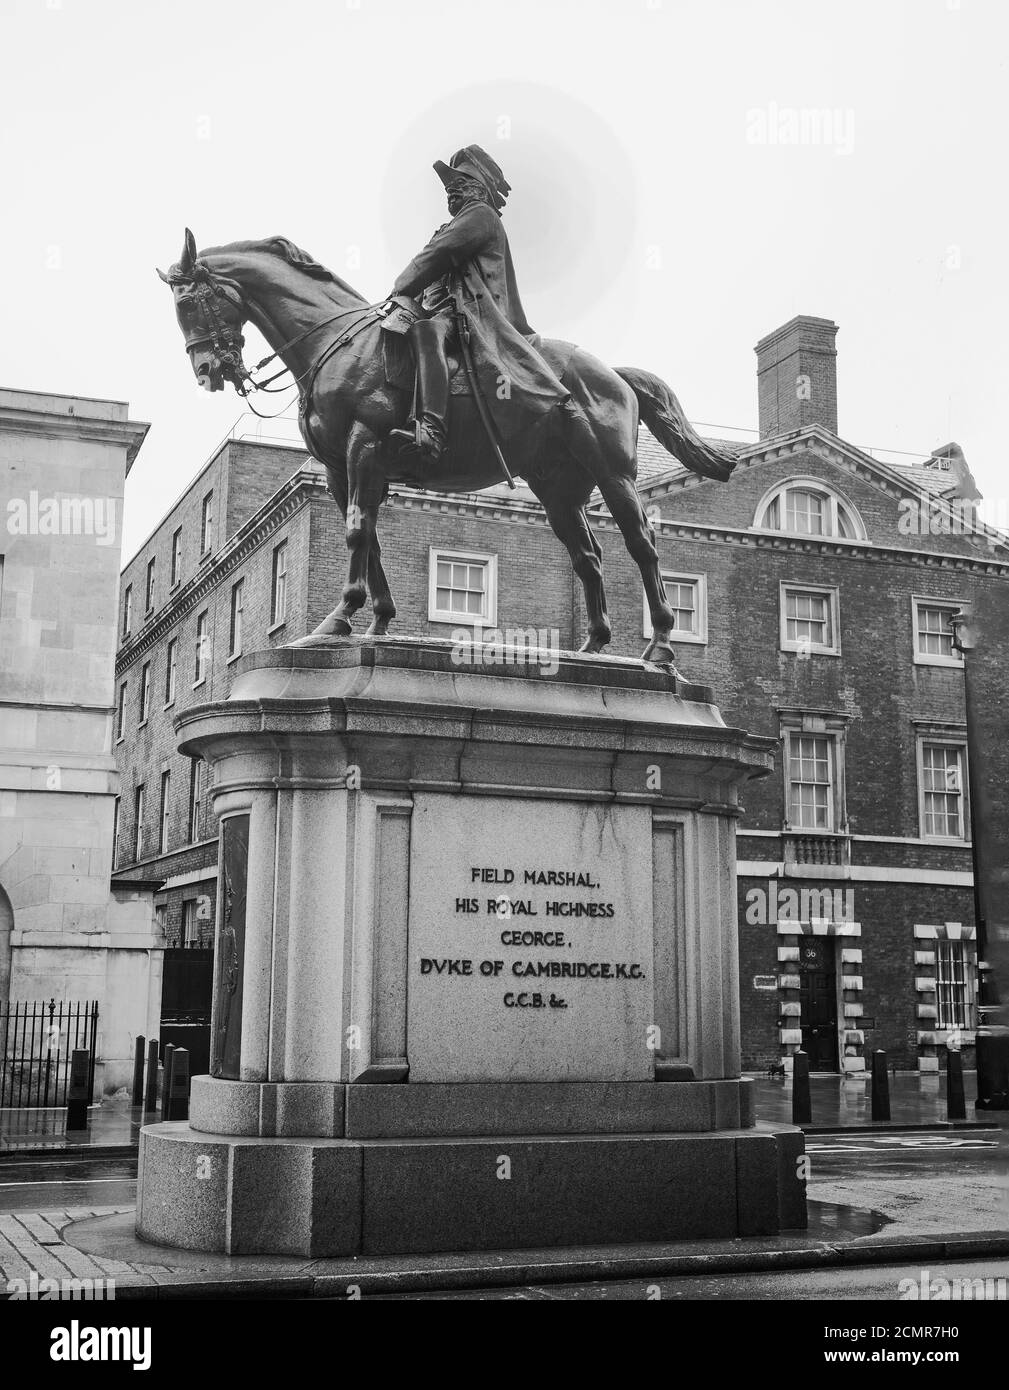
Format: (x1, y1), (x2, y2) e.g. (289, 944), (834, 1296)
(174, 260), (386, 420)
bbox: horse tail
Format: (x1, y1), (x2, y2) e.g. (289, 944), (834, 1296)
(615, 366), (738, 482)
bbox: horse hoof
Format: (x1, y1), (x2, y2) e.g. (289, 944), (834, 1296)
(365, 620), (390, 638)
(578, 637), (607, 655)
(644, 640), (676, 667)
(312, 612), (353, 638)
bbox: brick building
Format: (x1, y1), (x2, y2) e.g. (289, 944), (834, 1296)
(113, 315), (1009, 1074)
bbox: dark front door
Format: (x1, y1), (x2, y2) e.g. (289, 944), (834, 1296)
(798, 939), (838, 1071)
(161, 947), (214, 1077)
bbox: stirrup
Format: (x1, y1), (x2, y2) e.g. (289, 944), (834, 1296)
(389, 417), (446, 465)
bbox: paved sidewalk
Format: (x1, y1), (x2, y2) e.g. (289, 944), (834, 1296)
(749, 1070), (987, 1131)
(1, 1143), (1007, 1299)
(0, 1100), (142, 1154)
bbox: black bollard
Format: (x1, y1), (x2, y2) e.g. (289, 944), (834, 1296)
(160, 1044), (175, 1121)
(66, 1049), (90, 1131)
(871, 1049), (891, 1121)
(946, 1048), (967, 1121)
(131, 1036), (145, 1107)
(167, 1047), (190, 1121)
(143, 1037), (159, 1115)
(791, 1049), (812, 1124)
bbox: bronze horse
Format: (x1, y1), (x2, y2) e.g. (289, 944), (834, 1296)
(159, 230), (737, 665)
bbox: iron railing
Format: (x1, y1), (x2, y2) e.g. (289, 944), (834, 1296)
(0, 1000), (98, 1108)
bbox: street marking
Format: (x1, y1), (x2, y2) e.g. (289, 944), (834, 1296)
(0, 1178), (136, 1188)
(807, 1136), (997, 1154)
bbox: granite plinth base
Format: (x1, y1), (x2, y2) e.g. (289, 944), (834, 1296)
(136, 1119), (806, 1257)
(188, 1075), (754, 1139)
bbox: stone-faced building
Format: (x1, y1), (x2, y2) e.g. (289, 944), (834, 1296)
(0, 387), (156, 1092)
(113, 316), (1009, 1076)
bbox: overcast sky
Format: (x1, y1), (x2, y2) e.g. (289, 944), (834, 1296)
(2, 0), (1006, 560)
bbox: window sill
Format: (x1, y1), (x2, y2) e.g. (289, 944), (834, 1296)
(199, 549), (212, 563)
(643, 631), (707, 646)
(144, 609), (155, 622)
(912, 656), (964, 670)
(115, 735), (125, 746)
(192, 677), (207, 691)
(170, 580), (181, 594)
(428, 614), (494, 628)
(163, 699), (175, 712)
(137, 719), (148, 731)
(227, 650), (243, 665)
(267, 620), (286, 635)
(780, 644), (841, 658)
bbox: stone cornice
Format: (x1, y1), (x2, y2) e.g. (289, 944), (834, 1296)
(116, 468), (327, 674)
(642, 427), (1009, 556)
(0, 402), (150, 472)
(643, 520), (1009, 575)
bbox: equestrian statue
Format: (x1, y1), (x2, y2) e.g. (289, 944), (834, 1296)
(158, 144), (738, 667)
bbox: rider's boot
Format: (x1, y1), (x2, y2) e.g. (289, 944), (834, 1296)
(388, 317), (451, 470)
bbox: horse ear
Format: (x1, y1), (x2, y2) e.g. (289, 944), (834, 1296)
(156, 267), (171, 283)
(180, 228), (197, 273)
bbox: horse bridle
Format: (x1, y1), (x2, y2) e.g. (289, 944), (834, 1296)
(170, 260), (385, 418)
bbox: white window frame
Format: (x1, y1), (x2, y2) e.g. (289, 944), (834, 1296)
(754, 478), (866, 540)
(116, 681), (127, 742)
(188, 759), (202, 843)
(642, 572), (707, 645)
(779, 712), (850, 835)
(917, 736), (968, 842)
(935, 940), (976, 1032)
(911, 595), (964, 668)
(134, 784), (145, 860)
(145, 557), (156, 615)
(182, 898), (199, 948)
(159, 769), (171, 856)
(171, 527), (183, 588)
(428, 547), (498, 626)
(779, 582), (841, 656)
(194, 610), (209, 686)
(164, 637), (178, 707)
(270, 542), (288, 629)
(229, 579), (245, 659)
(122, 584), (132, 638)
(138, 661), (151, 725)
(112, 795), (121, 869)
(200, 492), (213, 555)
(784, 730), (836, 831)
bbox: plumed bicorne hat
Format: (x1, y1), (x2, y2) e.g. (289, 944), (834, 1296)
(433, 145), (511, 211)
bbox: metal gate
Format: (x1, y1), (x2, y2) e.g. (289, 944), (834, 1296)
(0, 999), (98, 1108)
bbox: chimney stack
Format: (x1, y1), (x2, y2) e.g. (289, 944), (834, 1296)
(755, 315), (839, 439)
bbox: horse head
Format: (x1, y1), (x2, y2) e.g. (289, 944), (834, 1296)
(157, 229), (249, 394)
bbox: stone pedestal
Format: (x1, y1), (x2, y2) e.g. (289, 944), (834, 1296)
(137, 638), (806, 1255)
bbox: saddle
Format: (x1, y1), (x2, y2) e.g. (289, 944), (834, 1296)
(379, 294), (471, 396)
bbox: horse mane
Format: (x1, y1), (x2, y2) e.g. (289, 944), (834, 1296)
(196, 236), (368, 304)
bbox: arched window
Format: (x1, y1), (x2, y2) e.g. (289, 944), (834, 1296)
(754, 480), (865, 540)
